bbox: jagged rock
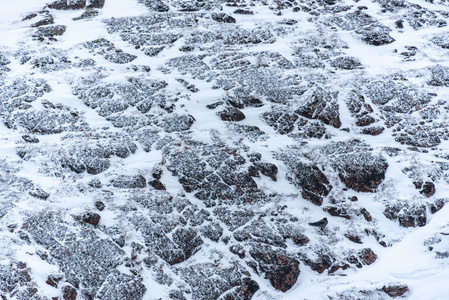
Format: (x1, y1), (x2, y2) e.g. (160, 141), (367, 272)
(172, 227), (203, 262)
(96, 271), (146, 300)
(49, 0), (86, 10)
(95, 201), (105, 211)
(33, 25), (67, 42)
(82, 212), (101, 226)
(359, 248), (377, 265)
(303, 253), (333, 274)
(282, 159), (332, 206)
(323, 139), (388, 192)
(200, 222), (223, 242)
(384, 203), (427, 228)
(211, 13), (236, 23)
(0, 263), (37, 299)
(330, 56), (363, 70)
(149, 179), (166, 190)
(323, 206), (350, 219)
(230, 244), (246, 259)
(218, 107), (246, 122)
(111, 175), (146, 189)
(262, 111), (299, 134)
(250, 246), (300, 292)
(163, 114), (196, 132)
(253, 162), (278, 181)
(29, 187), (50, 199)
(420, 181), (435, 197)
(22, 135), (40, 143)
(296, 87), (341, 128)
(382, 284), (408, 298)
(63, 285), (78, 300)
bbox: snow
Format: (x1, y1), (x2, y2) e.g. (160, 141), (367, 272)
(1, 0), (449, 299)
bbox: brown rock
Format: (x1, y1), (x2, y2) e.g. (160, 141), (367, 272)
(359, 248), (377, 265)
(46, 275), (62, 288)
(420, 181), (435, 197)
(82, 212), (100, 226)
(323, 206), (350, 219)
(382, 284), (409, 298)
(360, 208), (372, 222)
(63, 285), (78, 300)
(217, 107), (246, 122)
(149, 179), (166, 190)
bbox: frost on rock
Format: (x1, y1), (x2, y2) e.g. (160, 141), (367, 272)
(323, 139), (388, 192)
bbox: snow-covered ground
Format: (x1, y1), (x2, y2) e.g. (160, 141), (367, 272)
(1, 0), (449, 299)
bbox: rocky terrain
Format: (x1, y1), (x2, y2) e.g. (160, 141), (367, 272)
(1, 0), (449, 299)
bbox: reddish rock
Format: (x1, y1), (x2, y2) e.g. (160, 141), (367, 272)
(345, 234), (363, 244)
(218, 107), (246, 122)
(328, 264), (350, 274)
(46, 275), (62, 288)
(360, 208), (372, 222)
(323, 206), (350, 219)
(63, 285), (78, 300)
(82, 212), (101, 226)
(420, 181), (435, 197)
(430, 200), (445, 214)
(359, 248), (377, 265)
(149, 179), (166, 190)
(382, 284), (409, 298)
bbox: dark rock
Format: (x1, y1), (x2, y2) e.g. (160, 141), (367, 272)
(218, 107), (246, 122)
(200, 222), (223, 242)
(254, 162), (278, 181)
(32, 25), (67, 41)
(330, 56), (362, 70)
(211, 13), (236, 23)
(303, 253), (333, 274)
(420, 181), (435, 197)
(22, 135), (40, 143)
(49, 0), (86, 10)
(382, 284), (408, 298)
(296, 87), (341, 128)
(283, 160), (332, 206)
(345, 234), (363, 244)
(262, 111), (299, 134)
(163, 114), (195, 133)
(360, 208), (372, 222)
(29, 187), (50, 200)
(111, 175), (146, 189)
(323, 206), (350, 219)
(82, 212), (101, 226)
(324, 140), (388, 192)
(230, 245), (246, 259)
(356, 115), (376, 127)
(89, 0), (105, 8)
(234, 9), (254, 15)
(149, 179), (166, 190)
(95, 201), (105, 211)
(362, 126), (385, 136)
(277, 225), (309, 246)
(250, 246), (300, 292)
(46, 274), (62, 288)
(62, 285), (78, 300)
(172, 228), (203, 262)
(384, 203), (427, 228)
(96, 271), (146, 300)
(429, 199), (445, 214)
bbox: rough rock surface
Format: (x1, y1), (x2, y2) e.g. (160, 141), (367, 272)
(0, 0), (448, 299)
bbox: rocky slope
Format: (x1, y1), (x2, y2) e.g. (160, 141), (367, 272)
(1, 0), (449, 299)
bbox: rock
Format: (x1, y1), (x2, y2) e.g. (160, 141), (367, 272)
(200, 222), (223, 242)
(382, 284), (409, 298)
(111, 175), (146, 189)
(358, 248), (377, 265)
(149, 179), (166, 190)
(62, 285), (78, 300)
(283, 160), (332, 206)
(211, 13), (236, 23)
(323, 139), (388, 192)
(296, 87), (341, 128)
(172, 227), (203, 262)
(82, 212), (101, 226)
(95, 201), (105, 211)
(218, 107), (246, 122)
(360, 208), (372, 222)
(33, 25), (67, 42)
(29, 187), (50, 200)
(96, 271), (146, 299)
(230, 245), (246, 259)
(254, 162), (278, 181)
(384, 203), (427, 228)
(420, 181), (435, 197)
(330, 56), (362, 70)
(49, 0), (86, 10)
(250, 246), (300, 292)
(22, 135), (39, 143)
(46, 274), (63, 288)
(323, 206), (350, 219)
(88, 0), (105, 8)
(362, 126), (385, 136)
(163, 114), (195, 133)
